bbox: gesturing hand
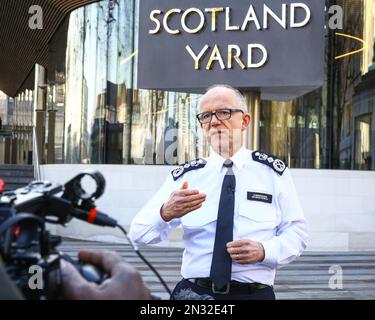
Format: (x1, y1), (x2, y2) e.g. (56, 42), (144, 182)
(160, 182), (206, 222)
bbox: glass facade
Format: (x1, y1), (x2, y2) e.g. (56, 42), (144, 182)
(0, 89), (33, 164)
(4, 0), (375, 170)
(62, 0), (205, 165)
(0, 91), (11, 126)
(260, 0), (375, 170)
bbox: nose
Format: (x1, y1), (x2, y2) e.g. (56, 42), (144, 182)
(210, 113), (221, 126)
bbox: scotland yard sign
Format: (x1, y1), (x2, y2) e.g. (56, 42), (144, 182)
(137, 0), (325, 100)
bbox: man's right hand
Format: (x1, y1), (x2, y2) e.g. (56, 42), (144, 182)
(160, 182), (206, 222)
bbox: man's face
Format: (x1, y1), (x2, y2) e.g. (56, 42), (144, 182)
(198, 87), (250, 155)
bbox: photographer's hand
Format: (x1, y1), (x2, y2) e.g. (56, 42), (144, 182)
(61, 250), (151, 300)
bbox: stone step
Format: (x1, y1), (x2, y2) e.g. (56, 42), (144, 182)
(0, 165), (34, 171)
(0, 170), (34, 177)
(57, 239), (375, 300)
(0, 165), (34, 191)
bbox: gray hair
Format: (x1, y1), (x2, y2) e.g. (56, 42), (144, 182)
(203, 84), (247, 112)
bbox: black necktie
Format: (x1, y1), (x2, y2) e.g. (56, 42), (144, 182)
(209, 159), (236, 290)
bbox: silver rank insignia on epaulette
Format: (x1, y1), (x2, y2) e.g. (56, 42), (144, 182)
(171, 158), (207, 181)
(252, 151), (287, 175)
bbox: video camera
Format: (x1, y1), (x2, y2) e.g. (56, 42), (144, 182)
(0, 171), (118, 300)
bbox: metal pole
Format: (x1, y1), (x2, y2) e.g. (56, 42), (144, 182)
(244, 91), (261, 151)
(47, 109), (56, 164)
(33, 64), (46, 167)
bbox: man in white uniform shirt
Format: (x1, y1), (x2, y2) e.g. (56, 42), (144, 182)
(129, 85), (308, 300)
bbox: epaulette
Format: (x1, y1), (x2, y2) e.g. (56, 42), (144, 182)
(252, 151), (287, 175)
(171, 158), (207, 181)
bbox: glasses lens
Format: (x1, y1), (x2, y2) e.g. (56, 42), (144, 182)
(199, 112), (212, 123)
(216, 109), (231, 120)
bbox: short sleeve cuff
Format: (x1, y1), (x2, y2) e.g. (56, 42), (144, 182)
(261, 239), (279, 268)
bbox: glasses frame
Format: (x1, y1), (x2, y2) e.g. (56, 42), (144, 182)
(196, 108), (244, 124)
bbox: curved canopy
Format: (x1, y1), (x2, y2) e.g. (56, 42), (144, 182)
(0, 0), (99, 97)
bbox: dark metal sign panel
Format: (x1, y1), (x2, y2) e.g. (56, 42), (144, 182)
(137, 0), (325, 100)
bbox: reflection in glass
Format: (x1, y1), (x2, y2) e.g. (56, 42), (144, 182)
(63, 0), (208, 165)
(355, 114), (372, 170)
(260, 0), (375, 170)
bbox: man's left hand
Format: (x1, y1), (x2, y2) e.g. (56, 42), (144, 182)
(226, 239), (265, 264)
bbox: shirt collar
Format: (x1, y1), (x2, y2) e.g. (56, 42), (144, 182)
(208, 146), (248, 172)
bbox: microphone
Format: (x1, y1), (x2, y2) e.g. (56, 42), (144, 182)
(72, 207), (118, 227)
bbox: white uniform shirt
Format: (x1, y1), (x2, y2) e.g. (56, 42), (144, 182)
(129, 147), (308, 286)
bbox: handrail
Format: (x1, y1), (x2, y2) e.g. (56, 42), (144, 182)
(32, 127), (41, 181)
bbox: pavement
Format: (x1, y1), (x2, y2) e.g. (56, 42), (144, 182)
(58, 238), (375, 300)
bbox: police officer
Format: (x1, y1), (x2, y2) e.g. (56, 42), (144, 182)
(129, 85), (308, 300)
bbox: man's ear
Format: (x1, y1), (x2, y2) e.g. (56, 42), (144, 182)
(242, 113), (251, 131)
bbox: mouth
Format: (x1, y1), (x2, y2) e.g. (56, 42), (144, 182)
(210, 130), (227, 137)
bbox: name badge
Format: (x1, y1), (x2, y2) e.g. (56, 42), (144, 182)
(247, 192), (272, 204)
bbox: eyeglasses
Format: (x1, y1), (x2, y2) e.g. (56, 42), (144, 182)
(196, 108), (244, 124)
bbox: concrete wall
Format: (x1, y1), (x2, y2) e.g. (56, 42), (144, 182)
(40, 165), (375, 251)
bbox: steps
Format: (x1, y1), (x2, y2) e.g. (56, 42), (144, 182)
(0, 165), (35, 191)
(59, 238), (375, 300)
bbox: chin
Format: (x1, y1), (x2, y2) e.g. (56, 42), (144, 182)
(210, 139), (230, 154)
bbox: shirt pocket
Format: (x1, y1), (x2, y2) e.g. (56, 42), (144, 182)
(181, 205), (217, 228)
(238, 198), (278, 234)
